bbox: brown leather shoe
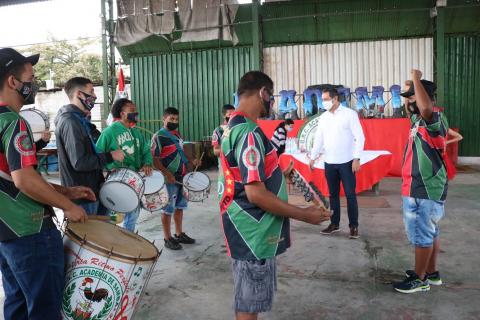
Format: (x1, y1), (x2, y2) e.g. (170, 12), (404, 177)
(321, 224), (340, 235)
(349, 227), (359, 239)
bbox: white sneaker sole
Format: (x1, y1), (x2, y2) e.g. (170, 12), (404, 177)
(394, 285), (430, 294)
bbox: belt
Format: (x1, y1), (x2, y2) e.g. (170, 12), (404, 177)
(40, 215), (57, 231)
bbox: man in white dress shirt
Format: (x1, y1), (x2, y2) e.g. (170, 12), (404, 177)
(309, 88), (365, 238)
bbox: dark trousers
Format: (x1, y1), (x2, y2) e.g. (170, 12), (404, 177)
(325, 160), (359, 228)
(0, 227), (64, 320)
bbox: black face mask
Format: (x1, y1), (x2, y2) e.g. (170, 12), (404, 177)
(225, 116), (230, 123)
(16, 79), (37, 105)
(79, 92), (96, 111)
(127, 112), (138, 123)
(408, 101), (420, 114)
(166, 122), (178, 131)
(262, 96), (273, 117)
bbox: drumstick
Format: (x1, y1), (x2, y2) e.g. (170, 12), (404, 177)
(193, 152), (205, 172)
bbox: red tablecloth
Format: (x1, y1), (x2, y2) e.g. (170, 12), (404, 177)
(279, 153), (393, 196)
(258, 118), (409, 177)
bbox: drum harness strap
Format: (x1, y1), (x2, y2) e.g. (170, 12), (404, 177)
(158, 128), (189, 165)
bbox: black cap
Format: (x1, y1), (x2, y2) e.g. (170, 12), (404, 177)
(0, 48), (40, 78)
(400, 79), (436, 99)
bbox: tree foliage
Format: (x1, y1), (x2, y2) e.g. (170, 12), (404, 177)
(21, 36), (102, 88)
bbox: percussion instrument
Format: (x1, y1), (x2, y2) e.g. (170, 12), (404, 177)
(140, 170), (168, 212)
(182, 171), (211, 202)
(100, 168), (145, 213)
(141, 187), (169, 212)
(19, 108), (49, 141)
(289, 169), (330, 209)
(62, 220), (160, 320)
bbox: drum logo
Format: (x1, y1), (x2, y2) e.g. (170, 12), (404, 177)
(297, 115), (320, 152)
(63, 267), (121, 320)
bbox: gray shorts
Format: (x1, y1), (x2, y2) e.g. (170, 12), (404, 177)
(231, 257), (277, 313)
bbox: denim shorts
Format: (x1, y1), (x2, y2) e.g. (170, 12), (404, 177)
(402, 197), (445, 247)
(164, 183), (188, 215)
(232, 257), (277, 313)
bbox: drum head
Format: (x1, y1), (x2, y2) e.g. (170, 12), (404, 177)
(99, 182), (140, 213)
(143, 171), (165, 194)
(20, 109), (49, 141)
(183, 172), (210, 192)
(67, 220), (158, 261)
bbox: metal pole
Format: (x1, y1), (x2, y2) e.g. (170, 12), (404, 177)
(101, 0), (109, 126)
(108, 0), (116, 111)
(435, 5), (446, 107)
(251, 0), (261, 71)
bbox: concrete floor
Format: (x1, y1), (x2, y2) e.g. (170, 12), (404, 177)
(1, 168), (480, 320)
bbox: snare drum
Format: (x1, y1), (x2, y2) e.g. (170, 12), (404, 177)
(182, 172), (211, 202)
(141, 187), (169, 212)
(100, 168), (145, 213)
(19, 108), (49, 141)
(63, 220), (160, 320)
(143, 171), (165, 195)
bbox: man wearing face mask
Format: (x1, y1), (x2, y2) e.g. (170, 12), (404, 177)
(309, 88), (365, 239)
(219, 71), (330, 320)
(151, 107), (200, 250)
(392, 70), (450, 294)
(0, 48), (91, 320)
(96, 98), (153, 231)
(271, 118), (294, 156)
(55, 77), (125, 215)
(212, 104), (235, 157)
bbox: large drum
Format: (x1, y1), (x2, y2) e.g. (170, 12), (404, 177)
(141, 171), (168, 212)
(183, 172), (211, 202)
(19, 107), (49, 141)
(62, 220), (160, 320)
(100, 168), (145, 213)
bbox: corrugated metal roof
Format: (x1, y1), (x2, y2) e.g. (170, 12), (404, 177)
(264, 38), (433, 116)
(118, 0), (480, 60)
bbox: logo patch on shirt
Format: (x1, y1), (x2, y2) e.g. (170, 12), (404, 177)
(242, 145), (261, 170)
(14, 131), (35, 156)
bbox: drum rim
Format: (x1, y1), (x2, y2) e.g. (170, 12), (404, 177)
(65, 223), (159, 262)
(101, 168), (145, 212)
(142, 171), (165, 195)
(19, 108), (50, 128)
(183, 172), (211, 192)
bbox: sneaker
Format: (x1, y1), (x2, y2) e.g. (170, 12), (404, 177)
(320, 224), (340, 235)
(164, 237), (182, 250)
(349, 227), (359, 239)
(393, 273), (430, 293)
(405, 270), (443, 285)
(174, 232), (196, 244)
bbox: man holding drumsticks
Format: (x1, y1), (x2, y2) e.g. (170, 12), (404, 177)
(96, 98), (154, 232)
(151, 107), (200, 250)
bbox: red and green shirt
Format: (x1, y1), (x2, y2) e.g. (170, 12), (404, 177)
(219, 112), (290, 260)
(151, 129), (187, 182)
(0, 106), (50, 241)
(402, 111), (449, 201)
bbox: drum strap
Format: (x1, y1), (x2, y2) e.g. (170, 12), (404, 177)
(159, 128), (189, 165)
(72, 113), (99, 154)
(219, 152), (234, 213)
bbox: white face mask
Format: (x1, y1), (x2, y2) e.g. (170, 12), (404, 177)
(323, 99), (334, 110)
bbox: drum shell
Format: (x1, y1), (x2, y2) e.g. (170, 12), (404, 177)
(62, 221), (159, 320)
(100, 168), (145, 213)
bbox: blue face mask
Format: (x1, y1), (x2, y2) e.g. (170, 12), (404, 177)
(286, 126), (293, 132)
